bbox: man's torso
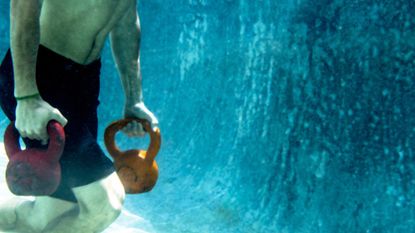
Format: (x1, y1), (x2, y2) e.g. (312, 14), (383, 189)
(39, 0), (132, 65)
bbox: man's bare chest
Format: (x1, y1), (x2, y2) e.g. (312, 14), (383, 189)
(41, 0), (129, 29)
(39, 0), (132, 64)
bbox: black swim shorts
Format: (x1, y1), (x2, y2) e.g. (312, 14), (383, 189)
(0, 45), (115, 202)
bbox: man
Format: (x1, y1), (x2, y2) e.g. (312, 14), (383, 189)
(0, 0), (158, 232)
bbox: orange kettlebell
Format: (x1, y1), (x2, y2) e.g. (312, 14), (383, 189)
(104, 118), (161, 194)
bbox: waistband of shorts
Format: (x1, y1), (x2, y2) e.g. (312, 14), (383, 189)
(38, 44), (101, 72)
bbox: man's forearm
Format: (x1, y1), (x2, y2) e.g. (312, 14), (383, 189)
(110, 5), (143, 105)
(10, 0), (41, 97)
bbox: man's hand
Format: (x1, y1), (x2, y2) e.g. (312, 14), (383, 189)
(123, 102), (159, 137)
(15, 96), (67, 145)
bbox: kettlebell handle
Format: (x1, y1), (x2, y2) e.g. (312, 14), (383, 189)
(4, 120), (65, 161)
(104, 118), (161, 165)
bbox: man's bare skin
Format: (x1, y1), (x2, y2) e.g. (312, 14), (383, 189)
(12, 0), (157, 141)
(0, 0), (159, 232)
(40, 0), (132, 64)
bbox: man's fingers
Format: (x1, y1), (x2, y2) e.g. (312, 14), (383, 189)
(18, 129), (28, 139)
(140, 111), (159, 132)
(15, 123), (35, 140)
(15, 111), (65, 142)
(38, 128), (49, 143)
(146, 111), (159, 132)
(122, 121), (146, 137)
(25, 129), (36, 140)
(122, 122), (133, 135)
(151, 120), (159, 132)
(24, 126), (49, 142)
(137, 123), (145, 136)
(51, 109), (68, 127)
(130, 121), (145, 137)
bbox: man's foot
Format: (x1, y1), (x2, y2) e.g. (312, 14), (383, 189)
(0, 197), (24, 231)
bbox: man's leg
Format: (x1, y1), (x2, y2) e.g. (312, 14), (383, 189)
(14, 197), (77, 232)
(0, 172), (124, 233)
(0, 196), (27, 231)
(0, 196), (76, 232)
(43, 172), (125, 233)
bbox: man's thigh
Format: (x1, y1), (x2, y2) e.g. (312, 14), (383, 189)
(12, 196), (77, 232)
(72, 172), (125, 213)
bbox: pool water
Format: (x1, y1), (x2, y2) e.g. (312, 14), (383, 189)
(1, 1), (415, 233)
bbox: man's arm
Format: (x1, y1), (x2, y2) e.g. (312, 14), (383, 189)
(10, 0), (67, 143)
(110, 2), (143, 105)
(110, 2), (158, 136)
(10, 0), (41, 97)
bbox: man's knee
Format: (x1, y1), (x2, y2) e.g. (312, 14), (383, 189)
(73, 172), (125, 224)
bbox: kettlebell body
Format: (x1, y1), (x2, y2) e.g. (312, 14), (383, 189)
(104, 118), (161, 194)
(3, 121), (65, 196)
(113, 149), (159, 193)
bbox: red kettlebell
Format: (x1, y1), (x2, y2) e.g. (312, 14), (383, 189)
(104, 118), (161, 194)
(3, 120), (65, 196)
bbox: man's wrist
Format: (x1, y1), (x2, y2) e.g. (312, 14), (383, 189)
(15, 92), (40, 101)
(125, 99), (143, 107)
(125, 94), (143, 105)
(13, 80), (40, 99)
